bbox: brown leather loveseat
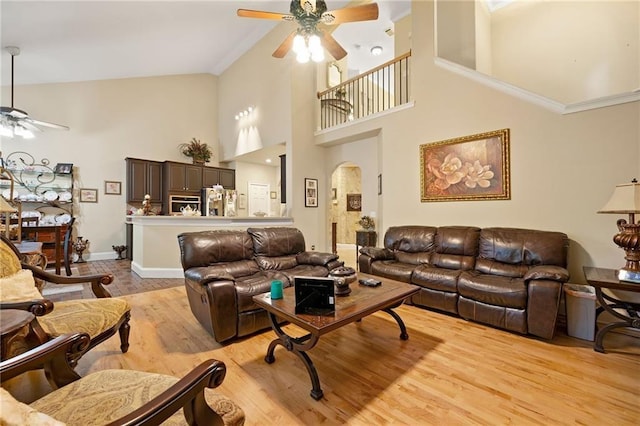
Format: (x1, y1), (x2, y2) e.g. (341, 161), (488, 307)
(359, 226), (569, 339)
(178, 227), (342, 343)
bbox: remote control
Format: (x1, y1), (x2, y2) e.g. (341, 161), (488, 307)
(359, 278), (382, 287)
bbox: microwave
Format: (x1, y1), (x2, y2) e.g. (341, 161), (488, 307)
(169, 194), (201, 216)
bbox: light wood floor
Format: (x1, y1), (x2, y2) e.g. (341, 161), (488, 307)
(12, 255), (640, 425)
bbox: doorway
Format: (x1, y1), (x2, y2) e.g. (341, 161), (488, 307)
(248, 182), (270, 217)
(329, 163), (362, 246)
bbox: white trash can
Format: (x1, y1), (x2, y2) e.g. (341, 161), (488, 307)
(564, 284), (596, 341)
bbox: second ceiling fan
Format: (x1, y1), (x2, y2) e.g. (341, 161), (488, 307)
(237, 0), (379, 63)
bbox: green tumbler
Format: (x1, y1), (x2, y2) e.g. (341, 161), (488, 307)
(270, 280), (283, 300)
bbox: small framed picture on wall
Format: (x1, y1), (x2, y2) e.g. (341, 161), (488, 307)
(305, 178), (318, 207)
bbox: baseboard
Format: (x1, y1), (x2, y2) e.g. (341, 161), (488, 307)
(131, 262), (184, 279)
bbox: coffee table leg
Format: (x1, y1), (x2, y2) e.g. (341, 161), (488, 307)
(264, 312), (324, 400)
(382, 307), (409, 340)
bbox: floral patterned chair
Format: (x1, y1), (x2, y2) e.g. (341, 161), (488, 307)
(0, 333), (245, 425)
(0, 234), (131, 386)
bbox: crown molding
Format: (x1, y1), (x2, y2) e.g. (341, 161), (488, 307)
(434, 57), (640, 114)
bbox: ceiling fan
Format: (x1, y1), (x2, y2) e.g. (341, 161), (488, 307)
(237, 0), (379, 63)
(1, 46), (69, 139)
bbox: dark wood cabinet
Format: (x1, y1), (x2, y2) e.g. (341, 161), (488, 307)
(126, 158), (163, 203)
(218, 168), (235, 189)
(202, 167), (219, 188)
(164, 162), (203, 193)
(202, 166), (235, 189)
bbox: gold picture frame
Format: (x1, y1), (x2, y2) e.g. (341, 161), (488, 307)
(420, 129), (510, 202)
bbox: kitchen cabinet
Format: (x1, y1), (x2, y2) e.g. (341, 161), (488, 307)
(126, 158), (163, 203)
(218, 168), (235, 189)
(164, 162), (203, 193)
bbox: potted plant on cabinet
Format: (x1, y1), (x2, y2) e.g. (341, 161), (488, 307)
(178, 138), (212, 165)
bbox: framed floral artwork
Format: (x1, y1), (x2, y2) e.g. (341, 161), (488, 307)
(420, 129), (510, 202)
(79, 188), (98, 203)
(104, 180), (121, 195)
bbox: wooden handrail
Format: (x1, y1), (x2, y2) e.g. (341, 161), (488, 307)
(318, 50), (412, 98)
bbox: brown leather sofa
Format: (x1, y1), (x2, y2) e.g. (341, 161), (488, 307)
(359, 226), (569, 339)
(178, 227), (342, 343)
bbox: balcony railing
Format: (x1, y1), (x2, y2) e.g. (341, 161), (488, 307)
(317, 51), (411, 130)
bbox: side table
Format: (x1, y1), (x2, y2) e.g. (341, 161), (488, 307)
(0, 309), (47, 360)
(583, 266), (640, 353)
(355, 230), (377, 271)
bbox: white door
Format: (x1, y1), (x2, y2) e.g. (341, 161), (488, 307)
(248, 182), (270, 217)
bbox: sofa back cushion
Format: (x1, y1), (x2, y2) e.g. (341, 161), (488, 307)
(178, 230), (254, 270)
(476, 227), (569, 277)
(248, 227), (306, 257)
(384, 226), (437, 254)
(431, 226), (481, 270)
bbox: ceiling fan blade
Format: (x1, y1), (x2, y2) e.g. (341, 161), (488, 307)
(322, 33), (347, 60)
(19, 121), (44, 133)
(273, 31), (297, 59)
(322, 3), (379, 25)
(25, 117), (70, 130)
(237, 9), (292, 21)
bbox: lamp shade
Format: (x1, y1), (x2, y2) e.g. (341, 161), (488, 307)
(0, 196), (17, 213)
(598, 182), (640, 214)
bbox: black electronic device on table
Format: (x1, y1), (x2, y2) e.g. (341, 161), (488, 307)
(359, 278), (382, 287)
(294, 276), (335, 316)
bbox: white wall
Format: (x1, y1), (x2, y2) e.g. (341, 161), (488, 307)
(1, 74), (218, 259)
(491, 0), (638, 103)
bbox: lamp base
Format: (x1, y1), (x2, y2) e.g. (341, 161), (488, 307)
(617, 268), (640, 283)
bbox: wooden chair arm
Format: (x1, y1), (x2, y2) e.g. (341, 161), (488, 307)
(0, 333), (90, 384)
(0, 299), (54, 316)
(21, 263), (115, 298)
(106, 359), (228, 426)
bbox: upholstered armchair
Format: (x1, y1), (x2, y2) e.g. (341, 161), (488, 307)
(0, 333), (245, 425)
(0, 235), (131, 386)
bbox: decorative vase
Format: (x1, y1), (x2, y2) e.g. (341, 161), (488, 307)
(329, 266), (357, 297)
(73, 236), (89, 263)
(193, 159), (205, 165)
(112, 245), (128, 260)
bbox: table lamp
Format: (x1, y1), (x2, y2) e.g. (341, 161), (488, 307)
(598, 179), (640, 282)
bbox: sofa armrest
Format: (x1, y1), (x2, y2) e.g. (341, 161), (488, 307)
(359, 246), (394, 260)
(184, 267), (235, 284)
(524, 265), (569, 283)
(296, 251), (339, 266)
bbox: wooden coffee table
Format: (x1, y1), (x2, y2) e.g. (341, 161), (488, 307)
(252, 274), (420, 400)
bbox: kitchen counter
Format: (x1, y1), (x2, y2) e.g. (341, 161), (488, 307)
(127, 215), (294, 278)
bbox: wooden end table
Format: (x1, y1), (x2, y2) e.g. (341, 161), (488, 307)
(253, 274), (419, 400)
(583, 266), (640, 353)
(0, 309), (47, 361)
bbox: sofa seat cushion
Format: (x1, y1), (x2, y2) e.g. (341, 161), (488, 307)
(235, 272), (288, 313)
(458, 271), (527, 309)
(30, 369), (245, 426)
(38, 298), (130, 339)
(370, 261), (415, 283)
(412, 265), (461, 292)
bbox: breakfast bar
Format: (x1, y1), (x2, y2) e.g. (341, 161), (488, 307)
(126, 215), (294, 278)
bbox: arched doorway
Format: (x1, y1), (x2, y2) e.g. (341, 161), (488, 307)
(329, 162), (362, 267)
